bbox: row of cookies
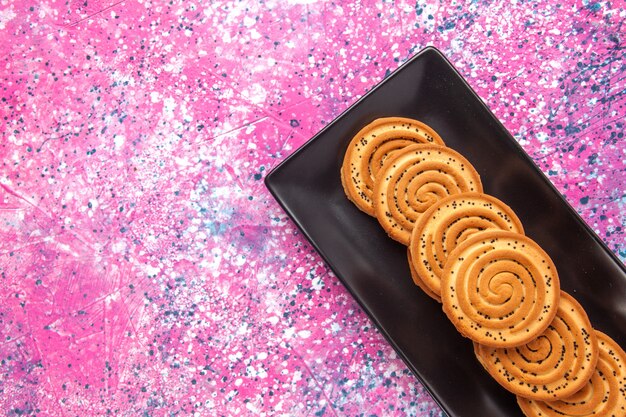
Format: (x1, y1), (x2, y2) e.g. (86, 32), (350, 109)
(340, 117), (626, 417)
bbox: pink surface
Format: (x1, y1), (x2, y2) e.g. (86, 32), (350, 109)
(1, 1), (625, 415)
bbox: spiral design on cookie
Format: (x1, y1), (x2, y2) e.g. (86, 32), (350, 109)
(341, 117), (445, 216)
(407, 248), (441, 302)
(373, 144), (482, 245)
(517, 330), (626, 416)
(474, 292), (598, 401)
(441, 230), (560, 348)
(409, 192), (524, 300)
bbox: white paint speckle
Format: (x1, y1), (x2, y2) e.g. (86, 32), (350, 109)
(114, 134), (125, 149)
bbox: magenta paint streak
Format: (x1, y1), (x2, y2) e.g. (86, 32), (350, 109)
(0, 0), (624, 416)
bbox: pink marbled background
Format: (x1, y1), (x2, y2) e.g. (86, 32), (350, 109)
(1, 0), (625, 416)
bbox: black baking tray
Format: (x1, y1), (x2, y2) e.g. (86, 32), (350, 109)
(264, 46), (626, 417)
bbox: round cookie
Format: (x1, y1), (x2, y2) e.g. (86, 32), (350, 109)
(517, 330), (626, 417)
(373, 144), (482, 245)
(409, 192), (524, 300)
(474, 291), (598, 401)
(341, 117), (445, 216)
(441, 230), (560, 348)
(407, 247), (441, 302)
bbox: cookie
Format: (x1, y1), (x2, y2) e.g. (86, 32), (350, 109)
(517, 330), (626, 416)
(441, 230), (560, 348)
(409, 192), (524, 300)
(340, 117), (445, 216)
(407, 248), (441, 302)
(373, 144), (482, 245)
(474, 291), (598, 401)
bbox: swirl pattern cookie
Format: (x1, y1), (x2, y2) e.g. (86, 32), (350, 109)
(517, 330), (626, 416)
(373, 144), (482, 245)
(409, 192), (524, 300)
(340, 117), (626, 417)
(341, 117), (445, 216)
(441, 230), (560, 348)
(474, 292), (598, 401)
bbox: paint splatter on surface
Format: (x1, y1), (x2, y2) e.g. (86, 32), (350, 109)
(1, 0), (624, 415)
